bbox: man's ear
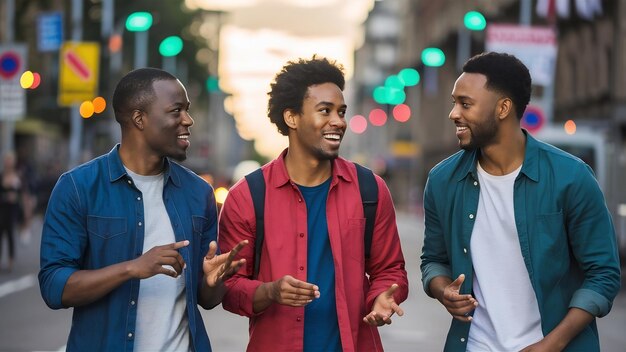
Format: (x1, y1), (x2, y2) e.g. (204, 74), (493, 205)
(131, 109), (144, 130)
(497, 97), (513, 120)
(284, 109), (298, 129)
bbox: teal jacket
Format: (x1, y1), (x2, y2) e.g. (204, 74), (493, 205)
(421, 131), (621, 351)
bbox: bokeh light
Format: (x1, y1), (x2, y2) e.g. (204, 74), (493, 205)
(93, 97), (106, 113)
(30, 72), (41, 89)
(398, 68), (420, 86)
(214, 187), (229, 205)
(80, 101), (95, 118)
(349, 115), (367, 134)
(369, 109), (387, 127)
(392, 104), (411, 122)
(564, 120), (576, 135)
(109, 34), (123, 53)
(20, 71), (34, 89)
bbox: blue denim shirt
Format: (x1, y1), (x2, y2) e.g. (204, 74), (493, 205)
(421, 131), (621, 352)
(39, 145), (216, 352)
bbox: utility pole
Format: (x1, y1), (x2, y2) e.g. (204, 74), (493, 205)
(1, 0), (16, 159)
(67, 0), (83, 168)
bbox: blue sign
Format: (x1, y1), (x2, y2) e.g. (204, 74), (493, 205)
(37, 12), (63, 52)
(522, 105), (545, 133)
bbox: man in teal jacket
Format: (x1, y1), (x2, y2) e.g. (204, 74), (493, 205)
(421, 52), (621, 351)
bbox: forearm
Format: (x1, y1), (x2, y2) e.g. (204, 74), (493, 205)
(429, 275), (453, 303)
(61, 261), (136, 307)
(199, 279), (226, 309)
(253, 282), (274, 313)
(542, 307), (594, 350)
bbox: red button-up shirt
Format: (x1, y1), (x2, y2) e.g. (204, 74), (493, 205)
(219, 150), (408, 351)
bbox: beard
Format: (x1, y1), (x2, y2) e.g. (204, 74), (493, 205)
(460, 113), (499, 151)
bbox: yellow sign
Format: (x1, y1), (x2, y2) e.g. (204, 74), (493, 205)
(58, 41), (100, 106)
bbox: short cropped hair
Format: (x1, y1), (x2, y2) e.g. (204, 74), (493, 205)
(112, 68), (178, 124)
(463, 52), (532, 119)
(267, 56), (345, 135)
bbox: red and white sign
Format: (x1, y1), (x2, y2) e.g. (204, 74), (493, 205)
(0, 44), (28, 121)
(486, 24), (557, 86)
(58, 41), (100, 106)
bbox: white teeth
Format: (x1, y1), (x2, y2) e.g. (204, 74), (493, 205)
(456, 126), (468, 132)
(324, 134), (341, 140)
(178, 135), (189, 139)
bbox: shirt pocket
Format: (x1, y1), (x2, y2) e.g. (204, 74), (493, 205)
(345, 218), (366, 262)
(536, 210), (568, 260)
(87, 216), (127, 239)
(192, 215), (210, 237)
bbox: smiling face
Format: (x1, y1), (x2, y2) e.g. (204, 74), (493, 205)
(141, 79), (194, 161)
(289, 82), (347, 161)
(449, 72), (503, 151)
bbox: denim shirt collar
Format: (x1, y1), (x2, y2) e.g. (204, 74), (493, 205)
(106, 144), (181, 187)
(456, 129), (540, 183)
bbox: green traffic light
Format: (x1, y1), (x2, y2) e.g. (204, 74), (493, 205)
(159, 36), (183, 57)
(126, 12), (153, 32)
(422, 48), (446, 67)
(464, 11), (486, 31)
(206, 76), (220, 92)
(398, 68), (420, 86)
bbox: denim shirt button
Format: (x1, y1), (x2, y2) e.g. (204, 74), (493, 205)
(463, 248), (467, 254)
(469, 214), (474, 219)
(473, 181), (478, 186)
(130, 300), (136, 306)
(128, 332), (133, 339)
(460, 338), (465, 342)
(138, 222), (142, 227)
(137, 196), (141, 201)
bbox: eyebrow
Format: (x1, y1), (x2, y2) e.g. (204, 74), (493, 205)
(315, 101), (347, 109)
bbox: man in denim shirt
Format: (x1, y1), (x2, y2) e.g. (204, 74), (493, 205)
(39, 68), (246, 351)
(421, 52), (621, 351)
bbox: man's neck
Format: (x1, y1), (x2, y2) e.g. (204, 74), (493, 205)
(284, 149), (332, 186)
(478, 129), (526, 176)
(119, 144), (165, 176)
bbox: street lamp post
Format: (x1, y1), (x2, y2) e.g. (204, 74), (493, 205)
(457, 11), (486, 72)
(125, 12), (152, 69)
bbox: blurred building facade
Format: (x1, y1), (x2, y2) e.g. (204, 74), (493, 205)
(352, 0), (626, 254)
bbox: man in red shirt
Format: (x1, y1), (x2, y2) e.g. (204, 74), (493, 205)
(219, 56), (409, 351)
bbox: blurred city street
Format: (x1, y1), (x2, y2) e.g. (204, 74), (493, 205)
(1, 212), (624, 352)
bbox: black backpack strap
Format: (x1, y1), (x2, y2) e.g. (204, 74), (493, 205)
(354, 163), (378, 260)
(245, 168), (266, 280)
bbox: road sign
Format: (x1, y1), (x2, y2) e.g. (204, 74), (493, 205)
(37, 12), (63, 52)
(486, 24), (557, 86)
(58, 42), (100, 106)
(522, 105), (545, 133)
(0, 44), (28, 121)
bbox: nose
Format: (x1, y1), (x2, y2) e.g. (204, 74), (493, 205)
(449, 103), (460, 121)
(182, 111), (194, 127)
(330, 111), (346, 129)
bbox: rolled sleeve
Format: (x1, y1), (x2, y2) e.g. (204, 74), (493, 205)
(38, 173), (86, 309)
(569, 288), (614, 318)
(421, 262), (453, 298)
(39, 267), (78, 309)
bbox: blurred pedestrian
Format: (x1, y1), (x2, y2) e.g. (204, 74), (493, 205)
(420, 52), (621, 351)
(219, 56), (408, 351)
(39, 68), (247, 351)
(0, 151), (22, 272)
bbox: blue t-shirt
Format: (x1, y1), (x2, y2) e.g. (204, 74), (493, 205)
(298, 178), (342, 352)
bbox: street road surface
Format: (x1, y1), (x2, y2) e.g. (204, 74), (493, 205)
(1, 213), (624, 351)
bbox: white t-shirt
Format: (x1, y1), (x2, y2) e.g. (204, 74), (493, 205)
(126, 169), (190, 352)
(466, 162), (543, 352)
